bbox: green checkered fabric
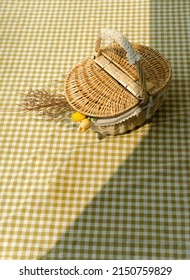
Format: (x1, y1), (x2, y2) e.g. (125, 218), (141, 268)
(0, 0), (189, 260)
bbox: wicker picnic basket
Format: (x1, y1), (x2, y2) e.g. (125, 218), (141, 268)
(64, 28), (172, 137)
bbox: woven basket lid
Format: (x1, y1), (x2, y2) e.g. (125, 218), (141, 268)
(64, 29), (171, 118)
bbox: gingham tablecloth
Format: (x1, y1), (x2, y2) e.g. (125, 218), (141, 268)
(0, 0), (190, 260)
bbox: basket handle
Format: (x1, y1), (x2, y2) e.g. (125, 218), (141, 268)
(94, 28), (148, 100)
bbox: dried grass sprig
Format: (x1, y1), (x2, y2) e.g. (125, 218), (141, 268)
(20, 88), (74, 122)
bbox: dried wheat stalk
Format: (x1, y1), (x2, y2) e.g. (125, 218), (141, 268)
(20, 88), (74, 122)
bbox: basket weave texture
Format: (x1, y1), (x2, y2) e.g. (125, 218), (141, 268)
(64, 29), (172, 135)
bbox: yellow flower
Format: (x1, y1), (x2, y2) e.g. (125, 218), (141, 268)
(71, 112), (86, 122)
(79, 118), (91, 132)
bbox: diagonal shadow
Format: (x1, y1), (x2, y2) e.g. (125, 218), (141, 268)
(41, 79), (190, 259)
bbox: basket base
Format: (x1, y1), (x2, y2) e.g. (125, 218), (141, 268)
(95, 119), (151, 140)
(91, 109), (149, 138)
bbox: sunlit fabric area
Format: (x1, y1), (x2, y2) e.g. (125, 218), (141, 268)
(0, 0), (189, 259)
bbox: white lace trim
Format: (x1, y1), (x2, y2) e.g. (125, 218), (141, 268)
(93, 106), (142, 126)
(101, 28), (141, 64)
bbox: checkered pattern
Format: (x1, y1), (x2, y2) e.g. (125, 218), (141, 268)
(0, 0), (190, 260)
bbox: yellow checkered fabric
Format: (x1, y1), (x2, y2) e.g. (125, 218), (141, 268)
(0, 0), (190, 259)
